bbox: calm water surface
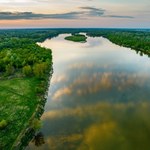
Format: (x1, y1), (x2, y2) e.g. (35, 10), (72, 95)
(27, 34), (150, 150)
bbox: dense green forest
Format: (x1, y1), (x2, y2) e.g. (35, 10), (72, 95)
(0, 28), (149, 150)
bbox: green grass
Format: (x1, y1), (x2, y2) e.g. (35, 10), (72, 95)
(65, 34), (87, 42)
(0, 77), (41, 149)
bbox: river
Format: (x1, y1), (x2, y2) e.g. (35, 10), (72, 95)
(27, 34), (150, 150)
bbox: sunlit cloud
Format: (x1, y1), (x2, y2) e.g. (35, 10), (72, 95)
(50, 61), (150, 102)
(52, 74), (68, 84)
(0, 0), (33, 3)
(0, 0), (149, 27)
(68, 63), (95, 69)
(71, 72), (112, 95)
(0, 11), (82, 20)
(80, 6), (105, 16)
(52, 87), (72, 100)
(0, 7), (134, 20)
(40, 101), (150, 149)
(80, 121), (120, 150)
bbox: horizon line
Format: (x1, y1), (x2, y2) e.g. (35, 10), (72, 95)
(0, 27), (150, 30)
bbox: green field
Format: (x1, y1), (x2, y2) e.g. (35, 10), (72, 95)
(65, 34), (87, 42)
(0, 77), (42, 149)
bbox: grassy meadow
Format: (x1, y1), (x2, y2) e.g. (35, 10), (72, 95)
(0, 78), (41, 149)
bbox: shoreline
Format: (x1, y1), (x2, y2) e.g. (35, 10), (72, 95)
(12, 69), (53, 150)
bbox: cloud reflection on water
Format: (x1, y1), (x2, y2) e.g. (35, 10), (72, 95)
(40, 101), (150, 150)
(28, 35), (150, 150)
(50, 62), (150, 104)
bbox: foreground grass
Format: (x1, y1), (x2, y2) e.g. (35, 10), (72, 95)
(0, 77), (42, 149)
(65, 34), (87, 42)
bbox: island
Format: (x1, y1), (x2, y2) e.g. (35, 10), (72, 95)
(65, 34), (87, 42)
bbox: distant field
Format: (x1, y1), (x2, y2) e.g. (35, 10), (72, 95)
(0, 77), (41, 149)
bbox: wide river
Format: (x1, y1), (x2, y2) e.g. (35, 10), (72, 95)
(27, 34), (150, 150)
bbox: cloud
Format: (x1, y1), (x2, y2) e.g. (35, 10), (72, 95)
(0, 0), (33, 3)
(52, 87), (72, 101)
(104, 15), (134, 19)
(52, 74), (68, 84)
(0, 7), (134, 20)
(0, 11), (82, 20)
(0, 7), (105, 20)
(80, 6), (105, 12)
(80, 6), (105, 16)
(0, 0), (93, 3)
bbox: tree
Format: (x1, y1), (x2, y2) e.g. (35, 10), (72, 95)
(5, 64), (15, 76)
(33, 63), (48, 78)
(31, 118), (42, 131)
(0, 120), (8, 130)
(22, 65), (32, 76)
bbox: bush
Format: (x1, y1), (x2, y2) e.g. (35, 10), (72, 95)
(22, 65), (32, 76)
(33, 62), (48, 78)
(5, 64), (15, 76)
(31, 118), (42, 131)
(35, 86), (45, 94)
(0, 120), (8, 130)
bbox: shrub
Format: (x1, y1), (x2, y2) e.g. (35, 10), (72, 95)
(35, 86), (45, 94)
(5, 64), (15, 76)
(0, 120), (8, 130)
(31, 118), (42, 131)
(33, 62), (48, 78)
(22, 65), (32, 76)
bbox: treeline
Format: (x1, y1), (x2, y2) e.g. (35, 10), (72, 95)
(86, 30), (150, 55)
(0, 29), (59, 42)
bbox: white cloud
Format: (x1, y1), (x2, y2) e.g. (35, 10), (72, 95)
(0, 0), (28, 3)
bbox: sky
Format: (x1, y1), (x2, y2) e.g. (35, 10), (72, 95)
(0, 0), (149, 28)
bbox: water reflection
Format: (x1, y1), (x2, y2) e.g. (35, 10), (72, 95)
(32, 132), (45, 147)
(27, 34), (150, 150)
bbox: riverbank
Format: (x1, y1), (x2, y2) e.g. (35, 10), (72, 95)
(86, 30), (150, 56)
(12, 70), (53, 150)
(0, 73), (52, 150)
